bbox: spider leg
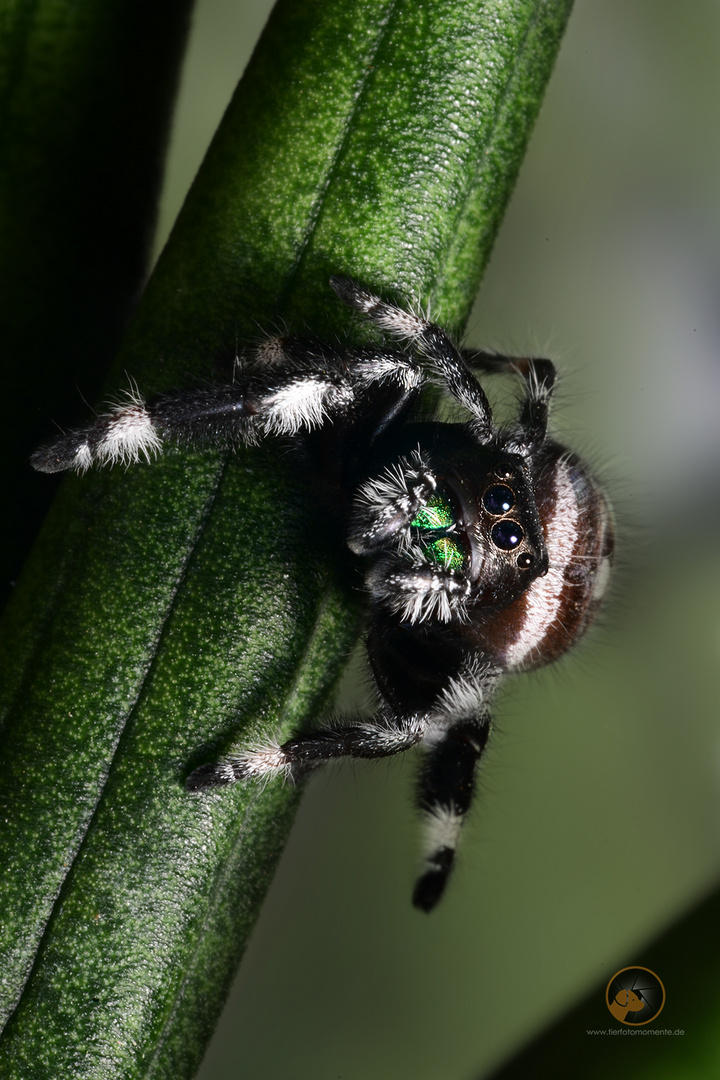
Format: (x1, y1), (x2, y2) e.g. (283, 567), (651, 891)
(413, 712), (492, 911)
(30, 367), (358, 474)
(515, 357), (555, 447)
(461, 349), (556, 448)
(186, 712), (427, 788)
(330, 276), (495, 443)
(412, 656), (499, 911)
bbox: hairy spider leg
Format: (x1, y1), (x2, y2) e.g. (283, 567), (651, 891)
(187, 659), (498, 912)
(32, 279), (542, 478)
(461, 349), (556, 448)
(186, 712), (427, 788)
(330, 276), (495, 443)
(30, 368), (353, 473)
(413, 711), (492, 911)
(31, 336), (428, 476)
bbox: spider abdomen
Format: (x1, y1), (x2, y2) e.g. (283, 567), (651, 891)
(472, 446), (614, 671)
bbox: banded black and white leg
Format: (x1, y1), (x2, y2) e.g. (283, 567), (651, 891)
(185, 712), (427, 788)
(331, 276), (496, 443)
(30, 364), (358, 474)
(332, 276), (558, 449)
(413, 713), (492, 911)
(461, 348), (557, 450)
(188, 655), (499, 912)
(30, 337), (426, 477)
(30, 353), (413, 476)
(412, 656), (499, 910)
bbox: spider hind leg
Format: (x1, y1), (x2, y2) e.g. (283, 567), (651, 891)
(413, 718), (491, 911)
(185, 713), (427, 789)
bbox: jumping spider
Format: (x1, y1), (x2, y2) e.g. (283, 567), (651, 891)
(32, 277), (614, 911)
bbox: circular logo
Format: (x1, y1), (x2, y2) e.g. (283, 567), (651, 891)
(605, 966), (665, 1026)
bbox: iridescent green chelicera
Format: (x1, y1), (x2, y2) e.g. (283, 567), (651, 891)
(412, 494), (465, 570)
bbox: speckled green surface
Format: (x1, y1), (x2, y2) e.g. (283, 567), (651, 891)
(0, 0), (573, 1075)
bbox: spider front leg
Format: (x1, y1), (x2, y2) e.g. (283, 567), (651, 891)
(461, 348), (556, 448)
(331, 276), (495, 443)
(30, 366), (356, 474)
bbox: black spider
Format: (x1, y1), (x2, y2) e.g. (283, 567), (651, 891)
(32, 277), (614, 912)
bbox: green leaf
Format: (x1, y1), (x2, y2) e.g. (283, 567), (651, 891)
(0, 0), (573, 1076)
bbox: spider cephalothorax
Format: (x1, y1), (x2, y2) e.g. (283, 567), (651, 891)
(33, 277), (614, 911)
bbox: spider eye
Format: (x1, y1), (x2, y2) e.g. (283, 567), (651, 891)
(494, 463), (514, 480)
(491, 520), (524, 550)
(516, 552), (534, 569)
(483, 484), (515, 515)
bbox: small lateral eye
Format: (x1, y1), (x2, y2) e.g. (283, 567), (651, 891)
(516, 552), (534, 569)
(483, 484), (515, 515)
(491, 520), (524, 550)
(494, 463), (514, 480)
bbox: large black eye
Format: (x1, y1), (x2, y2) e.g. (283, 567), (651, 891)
(483, 484), (515, 515)
(491, 520), (524, 550)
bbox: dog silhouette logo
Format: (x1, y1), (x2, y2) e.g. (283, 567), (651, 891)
(605, 967), (665, 1026)
(608, 986), (646, 1022)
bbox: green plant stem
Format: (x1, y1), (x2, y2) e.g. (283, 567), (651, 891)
(0, 0), (573, 1076)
